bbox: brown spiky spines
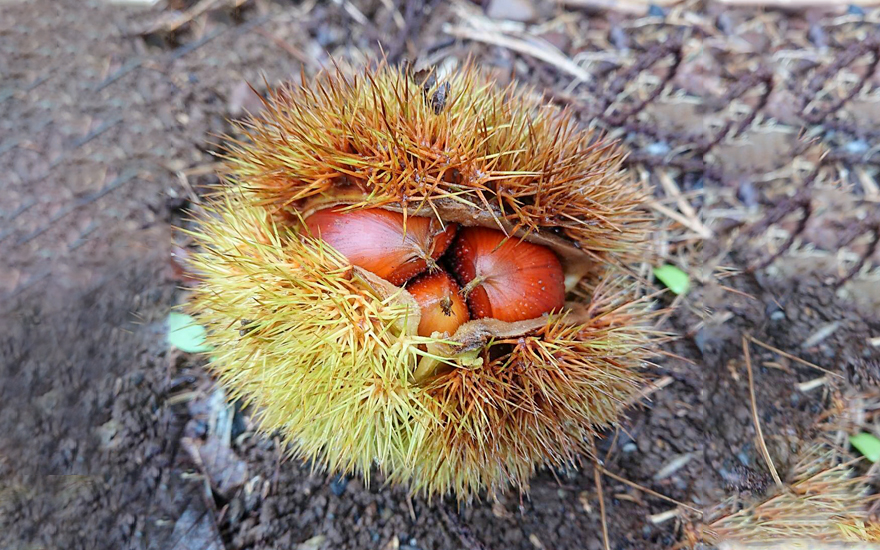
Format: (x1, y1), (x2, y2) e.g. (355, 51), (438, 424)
(189, 200), (651, 495)
(226, 63), (649, 266)
(706, 442), (880, 544)
(190, 63), (654, 498)
(418, 291), (654, 496)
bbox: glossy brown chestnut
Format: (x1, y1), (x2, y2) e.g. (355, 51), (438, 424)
(449, 226), (565, 322)
(304, 208), (457, 285)
(406, 270), (470, 337)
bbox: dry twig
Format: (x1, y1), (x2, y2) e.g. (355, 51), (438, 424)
(443, 25), (591, 82)
(599, 466), (701, 513)
(559, 0), (678, 14)
(747, 335), (842, 378)
(648, 200), (713, 239)
(742, 336), (783, 490)
(594, 462), (611, 550)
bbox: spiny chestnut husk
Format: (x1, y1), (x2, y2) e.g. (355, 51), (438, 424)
(188, 62), (655, 498)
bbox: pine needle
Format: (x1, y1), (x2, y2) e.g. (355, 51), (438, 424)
(599, 466), (700, 514)
(742, 336), (783, 490)
(594, 461), (611, 550)
(747, 335), (842, 378)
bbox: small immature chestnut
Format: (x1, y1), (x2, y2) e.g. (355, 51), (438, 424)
(304, 208), (457, 285)
(406, 270), (470, 337)
(449, 227), (565, 322)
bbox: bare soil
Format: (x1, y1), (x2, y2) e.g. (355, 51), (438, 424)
(2, 2), (879, 550)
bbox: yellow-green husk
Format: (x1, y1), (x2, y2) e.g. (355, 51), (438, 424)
(188, 62), (655, 498)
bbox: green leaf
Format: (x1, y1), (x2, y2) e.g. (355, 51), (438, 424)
(653, 264), (690, 296)
(850, 432), (880, 463)
(167, 312), (212, 353)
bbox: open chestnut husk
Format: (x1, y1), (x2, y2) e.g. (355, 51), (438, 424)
(187, 63), (655, 498)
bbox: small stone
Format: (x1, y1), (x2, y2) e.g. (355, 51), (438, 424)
(736, 180), (758, 207)
(329, 474), (349, 496)
(227, 497), (244, 524)
(845, 140), (869, 154)
(716, 13), (733, 34)
(486, 0), (537, 23)
(848, 4), (866, 15)
(808, 24), (826, 48)
(296, 536), (327, 550)
(645, 141), (670, 156)
(647, 4), (665, 17)
(184, 436), (248, 497)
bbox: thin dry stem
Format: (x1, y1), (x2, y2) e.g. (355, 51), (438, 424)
(443, 25), (592, 82)
(594, 460), (611, 550)
(599, 466), (701, 513)
(648, 200), (712, 239)
(742, 336), (783, 490)
(747, 335), (843, 378)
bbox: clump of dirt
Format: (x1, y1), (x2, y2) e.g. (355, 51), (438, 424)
(0, 264), (193, 550)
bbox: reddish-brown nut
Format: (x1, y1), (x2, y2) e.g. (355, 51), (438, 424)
(305, 208), (457, 285)
(406, 270), (470, 337)
(449, 226), (565, 322)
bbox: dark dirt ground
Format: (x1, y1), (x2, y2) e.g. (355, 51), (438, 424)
(2, 1), (880, 549)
